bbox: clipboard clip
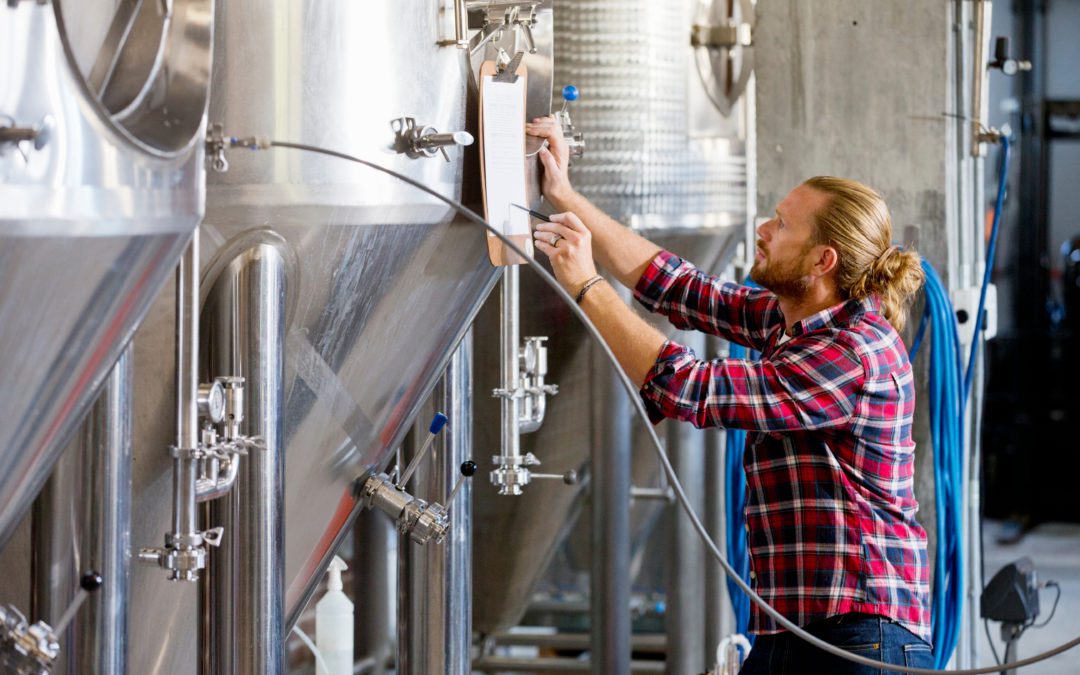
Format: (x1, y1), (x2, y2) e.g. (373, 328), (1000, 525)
(493, 49), (525, 83)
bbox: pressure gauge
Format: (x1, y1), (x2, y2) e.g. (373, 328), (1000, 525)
(197, 381), (227, 425)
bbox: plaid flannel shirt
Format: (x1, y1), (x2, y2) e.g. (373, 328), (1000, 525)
(634, 251), (931, 643)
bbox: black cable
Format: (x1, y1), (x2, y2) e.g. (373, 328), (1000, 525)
(1030, 582), (1062, 630)
(233, 136), (1080, 674)
(984, 619), (1002, 666)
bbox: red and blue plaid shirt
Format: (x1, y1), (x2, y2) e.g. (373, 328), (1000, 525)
(634, 251), (931, 643)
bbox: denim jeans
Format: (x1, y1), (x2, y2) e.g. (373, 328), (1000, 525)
(738, 613), (933, 674)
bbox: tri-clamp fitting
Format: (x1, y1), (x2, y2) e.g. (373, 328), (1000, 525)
(0, 604), (58, 675)
(359, 473), (450, 545)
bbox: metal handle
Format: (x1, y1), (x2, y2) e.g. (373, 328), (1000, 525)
(398, 413), (449, 488)
(446, 460), (478, 511)
(530, 470), (578, 485)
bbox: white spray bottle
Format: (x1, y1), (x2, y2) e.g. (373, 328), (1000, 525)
(315, 555), (353, 675)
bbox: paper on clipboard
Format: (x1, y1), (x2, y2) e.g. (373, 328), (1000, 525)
(481, 74), (530, 242)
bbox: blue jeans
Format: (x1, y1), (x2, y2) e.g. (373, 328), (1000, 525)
(739, 613), (933, 674)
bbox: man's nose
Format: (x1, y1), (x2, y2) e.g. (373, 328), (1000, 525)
(756, 219), (773, 241)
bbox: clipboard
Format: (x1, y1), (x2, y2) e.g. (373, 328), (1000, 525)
(479, 59), (531, 266)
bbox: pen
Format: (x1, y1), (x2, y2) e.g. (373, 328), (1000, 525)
(511, 203), (552, 223)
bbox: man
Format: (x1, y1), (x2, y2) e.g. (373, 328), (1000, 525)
(526, 117), (932, 673)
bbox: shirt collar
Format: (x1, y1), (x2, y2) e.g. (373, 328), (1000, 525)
(785, 294), (879, 338)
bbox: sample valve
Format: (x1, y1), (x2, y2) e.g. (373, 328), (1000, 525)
(0, 572), (103, 674)
(554, 85), (585, 159)
(357, 414), (475, 545)
(391, 117), (474, 162)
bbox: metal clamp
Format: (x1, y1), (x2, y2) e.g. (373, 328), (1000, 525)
(205, 123), (230, 173)
(391, 117), (474, 162)
(0, 604), (58, 674)
(138, 526), (223, 582)
(690, 22), (752, 49)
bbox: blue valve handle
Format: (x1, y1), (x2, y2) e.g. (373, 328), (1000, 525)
(429, 412), (448, 435)
(562, 84), (579, 101)
(398, 413), (450, 488)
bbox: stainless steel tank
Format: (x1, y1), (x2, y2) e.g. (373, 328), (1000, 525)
(471, 0), (752, 634)
(0, 0), (209, 547)
(126, 1), (500, 672)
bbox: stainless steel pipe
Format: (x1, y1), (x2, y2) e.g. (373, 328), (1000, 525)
(173, 231), (200, 546)
(591, 299), (632, 674)
(704, 336), (733, 656)
(666, 359), (707, 675)
(398, 333), (474, 674)
(203, 243), (287, 675)
(31, 347), (133, 674)
(500, 266), (522, 479)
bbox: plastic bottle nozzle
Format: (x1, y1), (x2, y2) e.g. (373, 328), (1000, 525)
(326, 555), (348, 592)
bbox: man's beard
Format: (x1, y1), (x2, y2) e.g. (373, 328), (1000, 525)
(750, 251), (813, 299)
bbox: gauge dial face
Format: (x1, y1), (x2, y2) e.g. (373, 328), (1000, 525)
(54, 0), (213, 155)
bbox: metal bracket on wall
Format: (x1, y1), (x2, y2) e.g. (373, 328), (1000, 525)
(692, 0), (756, 116)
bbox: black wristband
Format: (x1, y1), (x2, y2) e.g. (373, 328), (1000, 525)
(575, 276), (605, 304)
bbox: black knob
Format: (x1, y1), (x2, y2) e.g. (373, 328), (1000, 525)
(562, 470), (578, 485)
(994, 36), (1010, 64)
(460, 460), (478, 477)
(80, 571), (104, 593)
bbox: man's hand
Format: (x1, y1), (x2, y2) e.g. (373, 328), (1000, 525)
(533, 212), (599, 295)
(526, 116), (575, 208)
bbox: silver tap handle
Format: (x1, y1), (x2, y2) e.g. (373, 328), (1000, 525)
(53, 572), (103, 638)
(517, 19), (537, 54)
(529, 470), (577, 485)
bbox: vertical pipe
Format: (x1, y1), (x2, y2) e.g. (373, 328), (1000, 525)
(205, 244), (286, 675)
(173, 230), (200, 546)
(500, 267), (522, 478)
(666, 334), (707, 675)
(31, 439), (81, 675)
(703, 337), (731, 661)
(591, 296), (631, 675)
(399, 334), (474, 674)
(74, 346), (133, 675)
(354, 509), (392, 674)
(32, 348), (133, 674)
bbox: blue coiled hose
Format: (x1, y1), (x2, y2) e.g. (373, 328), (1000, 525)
(724, 343), (753, 639)
(909, 136), (1011, 668)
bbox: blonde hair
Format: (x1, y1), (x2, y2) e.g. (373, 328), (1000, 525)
(802, 176), (925, 331)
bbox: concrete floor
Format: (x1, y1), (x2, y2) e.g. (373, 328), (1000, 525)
(981, 520), (1080, 674)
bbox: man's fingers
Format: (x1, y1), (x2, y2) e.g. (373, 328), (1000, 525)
(549, 212), (588, 234)
(538, 145), (560, 173)
(534, 221), (576, 240)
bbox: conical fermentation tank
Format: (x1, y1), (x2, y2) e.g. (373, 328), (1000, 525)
(125, 1), (501, 671)
(0, 0), (211, 547)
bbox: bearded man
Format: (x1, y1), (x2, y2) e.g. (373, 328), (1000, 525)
(526, 117), (932, 673)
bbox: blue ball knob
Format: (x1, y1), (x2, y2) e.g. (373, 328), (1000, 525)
(562, 85), (579, 102)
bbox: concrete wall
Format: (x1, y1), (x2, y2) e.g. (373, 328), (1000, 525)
(754, 0), (956, 603)
(755, 0), (952, 270)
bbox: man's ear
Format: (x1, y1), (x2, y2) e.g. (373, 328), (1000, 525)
(812, 245), (839, 277)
